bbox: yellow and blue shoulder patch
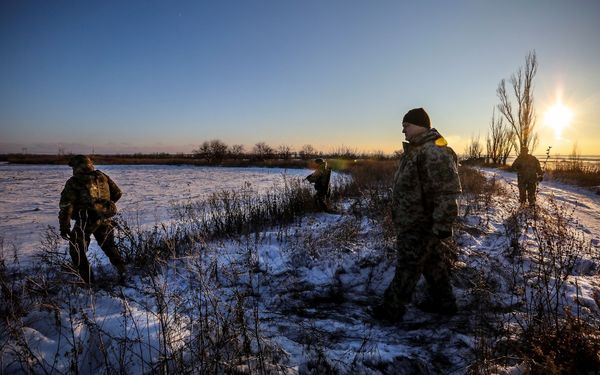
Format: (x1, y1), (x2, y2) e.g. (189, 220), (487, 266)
(435, 137), (448, 147)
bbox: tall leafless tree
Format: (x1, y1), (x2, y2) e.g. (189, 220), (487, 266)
(486, 108), (514, 165)
(496, 51), (539, 155)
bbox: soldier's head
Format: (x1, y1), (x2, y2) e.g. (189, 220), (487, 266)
(402, 107), (430, 142)
(314, 158), (327, 168)
(68, 155), (94, 174)
(520, 146), (529, 155)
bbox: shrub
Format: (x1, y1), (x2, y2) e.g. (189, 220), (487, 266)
(545, 161), (600, 187)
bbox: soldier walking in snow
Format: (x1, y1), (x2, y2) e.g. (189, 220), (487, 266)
(511, 146), (543, 205)
(306, 158), (332, 212)
(371, 108), (462, 322)
(59, 155), (126, 284)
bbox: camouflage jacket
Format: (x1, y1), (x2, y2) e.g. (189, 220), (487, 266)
(59, 170), (121, 231)
(511, 153), (542, 182)
(391, 128), (461, 236)
(306, 165), (332, 195)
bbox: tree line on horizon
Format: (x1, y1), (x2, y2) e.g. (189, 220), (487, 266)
(0, 142), (397, 165)
(190, 140), (396, 163)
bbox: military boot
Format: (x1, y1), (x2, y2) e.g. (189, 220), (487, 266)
(417, 298), (457, 316)
(369, 303), (405, 323)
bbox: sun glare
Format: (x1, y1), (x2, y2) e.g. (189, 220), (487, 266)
(544, 101), (573, 139)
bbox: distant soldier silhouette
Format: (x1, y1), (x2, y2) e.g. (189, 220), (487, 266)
(305, 158), (332, 211)
(371, 107), (462, 322)
(59, 155), (126, 283)
(511, 146), (543, 205)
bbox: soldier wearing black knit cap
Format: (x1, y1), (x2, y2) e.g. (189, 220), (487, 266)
(371, 107), (462, 322)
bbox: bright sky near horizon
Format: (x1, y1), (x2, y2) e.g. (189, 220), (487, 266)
(1, 0), (599, 156)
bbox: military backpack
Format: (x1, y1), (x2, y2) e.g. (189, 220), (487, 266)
(76, 171), (118, 219)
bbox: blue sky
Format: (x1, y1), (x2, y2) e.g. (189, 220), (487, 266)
(1, 0), (599, 155)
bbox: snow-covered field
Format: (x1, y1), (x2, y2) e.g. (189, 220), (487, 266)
(1, 165), (599, 374)
(0, 163), (313, 262)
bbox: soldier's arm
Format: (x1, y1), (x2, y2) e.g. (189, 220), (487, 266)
(306, 171), (319, 183)
(421, 147), (461, 238)
(391, 171), (402, 226)
(105, 174), (122, 202)
(323, 168), (332, 186)
(317, 168), (330, 185)
(58, 180), (76, 233)
(511, 156), (521, 171)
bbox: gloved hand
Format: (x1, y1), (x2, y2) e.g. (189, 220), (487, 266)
(60, 227), (71, 240)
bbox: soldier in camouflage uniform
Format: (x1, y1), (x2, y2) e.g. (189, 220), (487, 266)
(306, 158), (332, 211)
(511, 146), (543, 205)
(59, 155), (126, 283)
(371, 108), (462, 322)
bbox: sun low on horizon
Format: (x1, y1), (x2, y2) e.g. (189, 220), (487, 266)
(544, 99), (574, 140)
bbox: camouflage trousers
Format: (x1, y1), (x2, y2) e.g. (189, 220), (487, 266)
(68, 220), (125, 283)
(517, 178), (537, 205)
(315, 189), (330, 211)
(382, 231), (455, 313)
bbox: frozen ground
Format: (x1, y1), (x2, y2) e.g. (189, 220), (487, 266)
(0, 163), (316, 262)
(1, 165), (599, 374)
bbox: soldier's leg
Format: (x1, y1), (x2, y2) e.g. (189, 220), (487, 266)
(517, 180), (527, 204)
(382, 233), (427, 315)
(315, 191), (328, 211)
(527, 182), (537, 205)
(421, 237), (456, 313)
(93, 221), (126, 274)
(69, 226), (94, 283)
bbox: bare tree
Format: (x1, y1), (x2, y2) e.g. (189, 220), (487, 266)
(252, 142), (274, 160)
(496, 51), (538, 155)
(229, 144), (245, 159)
(277, 145), (293, 160)
(299, 144), (315, 160)
(209, 139), (228, 162)
(486, 109), (514, 165)
(193, 141), (211, 159)
(193, 140), (228, 162)
(332, 145), (358, 160)
(464, 133), (483, 161)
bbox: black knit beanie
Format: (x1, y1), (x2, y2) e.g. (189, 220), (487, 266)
(402, 108), (431, 128)
(68, 155), (92, 167)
